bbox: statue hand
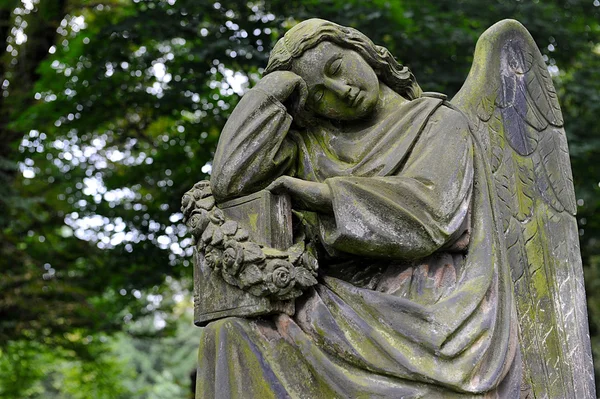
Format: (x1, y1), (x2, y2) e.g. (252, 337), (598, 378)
(266, 176), (332, 214)
(255, 71), (308, 112)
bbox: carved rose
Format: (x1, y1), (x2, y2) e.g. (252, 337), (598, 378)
(222, 241), (244, 275)
(273, 266), (292, 288)
(265, 259), (296, 291)
(181, 180), (213, 224)
(181, 193), (192, 211)
(204, 247), (223, 270)
(188, 211), (209, 237)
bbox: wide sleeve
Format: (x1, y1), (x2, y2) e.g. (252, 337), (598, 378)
(319, 106), (474, 259)
(211, 88), (297, 203)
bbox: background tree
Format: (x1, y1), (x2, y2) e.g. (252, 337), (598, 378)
(1, 0), (599, 397)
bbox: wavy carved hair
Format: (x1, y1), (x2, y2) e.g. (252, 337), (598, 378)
(265, 19), (422, 101)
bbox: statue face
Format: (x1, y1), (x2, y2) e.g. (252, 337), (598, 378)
(291, 41), (380, 121)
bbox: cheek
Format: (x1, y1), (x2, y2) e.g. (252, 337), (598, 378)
(357, 78), (380, 115)
(364, 67), (379, 91)
(350, 56), (378, 83)
(353, 61), (379, 107)
(314, 94), (351, 118)
(365, 82), (380, 107)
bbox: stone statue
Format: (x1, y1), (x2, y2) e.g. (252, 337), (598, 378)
(181, 18), (595, 398)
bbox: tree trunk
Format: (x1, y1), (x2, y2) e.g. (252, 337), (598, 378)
(0, 0), (67, 223)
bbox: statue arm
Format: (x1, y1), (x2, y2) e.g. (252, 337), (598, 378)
(320, 107), (474, 259)
(210, 87), (298, 203)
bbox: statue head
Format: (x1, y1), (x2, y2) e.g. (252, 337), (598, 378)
(265, 19), (422, 117)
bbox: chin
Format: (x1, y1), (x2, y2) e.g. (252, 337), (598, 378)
(337, 109), (372, 121)
(354, 98), (378, 119)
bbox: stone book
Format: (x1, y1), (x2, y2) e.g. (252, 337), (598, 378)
(193, 190), (295, 326)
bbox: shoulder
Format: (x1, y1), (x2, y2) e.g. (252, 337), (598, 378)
(417, 97), (472, 146)
(418, 92), (469, 128)
(432, 100), (471, 136)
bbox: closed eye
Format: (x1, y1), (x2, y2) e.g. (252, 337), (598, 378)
(313, 89), (324, 103)
(329, 58), (342, 75)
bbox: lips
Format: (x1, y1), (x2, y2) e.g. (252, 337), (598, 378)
(347, 88), (361, 107)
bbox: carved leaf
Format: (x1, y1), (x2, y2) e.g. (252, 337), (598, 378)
(196, 196), (215, 211)
(221, 271), (238, 286)
(262, 247), (288, 259)
(238, 264), (263, 287)
(287, 241), (305, 264)
(220, 220), (238, 236)
(211, 227), (224, 246)
(242, 242), (266, 264)
(201, 223), (216, 244)
(295, 267), (318, 288)
(234, 227), (249, 241)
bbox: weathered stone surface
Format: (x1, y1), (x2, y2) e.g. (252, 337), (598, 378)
(183, 18), (595, 398)
(182, 185), (319, 326)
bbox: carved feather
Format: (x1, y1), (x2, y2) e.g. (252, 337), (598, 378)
(532, 151), (565, 213)
(513, 153), (535, 222)
(527, 60), (564, 127)
(492, 149), (513, 233)
(525, 213), (571, 396)
(537, 128), (577, 215)
(501, 105), (538, 156)
(488, 113), (504, 173)
(517, 76), (548, 132)
(477, 91), (496, 122)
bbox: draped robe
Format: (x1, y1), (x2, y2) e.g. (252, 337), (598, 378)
(199, 88), (521, 398)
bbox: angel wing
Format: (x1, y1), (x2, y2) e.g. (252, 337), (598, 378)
(452, 19), (595, 398)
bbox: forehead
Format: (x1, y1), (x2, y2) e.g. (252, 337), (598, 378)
(290, 41), (345, 80)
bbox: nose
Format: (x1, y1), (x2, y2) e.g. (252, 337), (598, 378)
(324, 78), (352, 100)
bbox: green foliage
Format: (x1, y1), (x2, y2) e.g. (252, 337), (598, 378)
(0, 0), (599, 396)
(0, 306), (197, 399)
(114, 308), (198, 399)
(0, 339), (131, 399)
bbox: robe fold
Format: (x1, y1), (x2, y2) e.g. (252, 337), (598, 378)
(201, 87), (521, 398)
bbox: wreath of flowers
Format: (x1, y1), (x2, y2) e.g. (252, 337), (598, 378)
(181, 181), (318, 300)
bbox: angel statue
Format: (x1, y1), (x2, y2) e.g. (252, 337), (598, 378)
(181, 18), (595, 398)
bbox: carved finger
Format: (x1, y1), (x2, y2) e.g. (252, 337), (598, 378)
(265, 177), (287, 194)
